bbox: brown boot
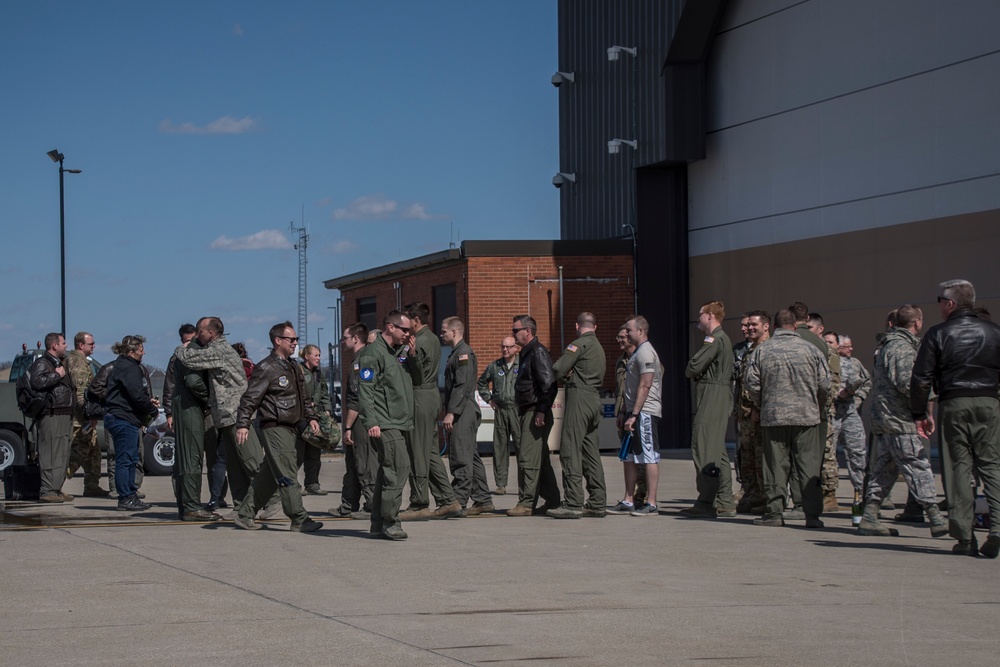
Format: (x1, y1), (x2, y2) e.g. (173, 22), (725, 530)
(823, 492), (839, 513)
(857, 501), (891, 536)
(431, 501), (462, 519)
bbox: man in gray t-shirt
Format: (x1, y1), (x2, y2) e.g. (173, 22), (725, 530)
(610, 315), (664, 517)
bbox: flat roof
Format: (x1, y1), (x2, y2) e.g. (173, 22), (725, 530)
(323, 239), (632, 291)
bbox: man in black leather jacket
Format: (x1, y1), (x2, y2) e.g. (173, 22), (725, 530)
(29, 333), (76, 503)
(507, 315), (561, 516)
(911, 279), (1000, 558)
(233, 321), (322, 533)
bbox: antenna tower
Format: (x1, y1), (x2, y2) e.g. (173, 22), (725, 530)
(290, 220), (308, 345)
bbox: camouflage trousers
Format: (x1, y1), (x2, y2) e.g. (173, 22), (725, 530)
(832, 404), (866, 492)
(865, 433), (937, 507)
(67, 418), (102, 492)
(736, 418), (765, 507)
(821, 421), (838, 495)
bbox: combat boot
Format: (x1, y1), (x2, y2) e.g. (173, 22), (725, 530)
(926, 504), (949, 538)
(823, 491), (839, 513)
(857, 500), (891, 536)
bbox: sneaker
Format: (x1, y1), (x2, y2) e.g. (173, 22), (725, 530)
(582, 507), (607, 518)
(257, 502), (282, 521)
(304, 485), (328, 496)
(233, 514), (261, 531)
(328, 506), (353, 518)
(399, 507), (433, 521)
(183, 509), (223, 522)
(546, 507), (583, 519)
(753, 514), (784, 527)
(506, 504), (533, 517)
(608, 501), (634, 515)
(290, 518), (323, 533)
(432, 501), (463, 519)
(117, 495), (151, 512)
(630, 503), (658, 516)
(980, 535), (1000, 559)
(467, 502), (495, 516)
(382, 524), (408, 541)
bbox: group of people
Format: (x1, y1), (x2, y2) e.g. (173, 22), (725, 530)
(686, 280), (1000, 558)
(26, 278), (1000, 556)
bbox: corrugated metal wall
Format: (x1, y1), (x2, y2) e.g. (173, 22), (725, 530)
(556, 0), (685, 240)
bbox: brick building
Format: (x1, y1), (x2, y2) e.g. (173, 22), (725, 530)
(324, 240), (634, 392)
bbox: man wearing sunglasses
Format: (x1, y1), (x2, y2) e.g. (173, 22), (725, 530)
(477, 336), (520, 495)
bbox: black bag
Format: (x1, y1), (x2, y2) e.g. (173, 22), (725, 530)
(15, 364), (50, 420)
(83, 361), (114, 420)
(3, 463), (41, 501)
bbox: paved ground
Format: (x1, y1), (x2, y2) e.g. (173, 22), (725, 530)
(2, 450), (997, 666)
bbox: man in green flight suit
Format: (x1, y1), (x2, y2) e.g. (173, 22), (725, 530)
(477, 336), (521, 495)
(548, 312), (607, 519)
(358, 310), (417, 541)
(440, 317), (492, 515)
(682, 301), (736, 518)
(399, 302), (462, 521)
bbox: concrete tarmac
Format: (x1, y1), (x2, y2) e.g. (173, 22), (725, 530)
(1, 450), (997, 666)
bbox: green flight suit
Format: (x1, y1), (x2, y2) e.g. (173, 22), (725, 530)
(358, 335), (415, 533)
(444, 339), (489, 507)
(171, 349), (211, 516)
(685, 326), (735, 511)
(552, 331), (607, 511)
(477, 355), (520, 489)
(406, 326), (456, 509)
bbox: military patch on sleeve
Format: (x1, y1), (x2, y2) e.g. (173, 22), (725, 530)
(566, 344), (578, 352)
(353, 363), (360, 371)
(360, 368), (375, 382)
(278, 375), (289, 388)
(458, 354), (469, 364)
(644, 362), (655, 369)
(703, 336), (715, 344)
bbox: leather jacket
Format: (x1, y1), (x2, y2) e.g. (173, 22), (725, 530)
(911, 308), (1000, 418)
(237, 352), (318, 429)
(514, 337), (556, 413)
(29, 352), (76, 415)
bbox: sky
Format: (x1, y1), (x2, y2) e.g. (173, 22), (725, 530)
(0, 1), (559, 368)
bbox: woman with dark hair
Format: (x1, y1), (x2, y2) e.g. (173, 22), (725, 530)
(104, 335), (159, 511)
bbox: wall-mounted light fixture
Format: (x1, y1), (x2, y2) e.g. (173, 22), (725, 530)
(607, 139), (637, 154)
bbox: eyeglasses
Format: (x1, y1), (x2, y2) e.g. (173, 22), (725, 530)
(390, 323), (411, 333)
(500, 344), (516, 349)
(277, 336), (299, 343)
(937, 296), (952, 303)
(511, 328), (525, 335)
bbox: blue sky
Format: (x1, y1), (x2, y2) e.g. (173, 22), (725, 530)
(1, 1), (558, 367)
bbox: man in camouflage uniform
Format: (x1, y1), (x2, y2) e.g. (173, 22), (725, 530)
(745, 309), (831, 528)
(798, 307), (840, 514)
(682, 301), (736, 518)
(477, 336), (520, 495)
(175, 316), (266, 511)
(735, 311), (770, 514)
(548, 312), (607, 519)
(830, 334), (871, 496)
(65, 331), (109, 497)
(857, 305), (947, 538)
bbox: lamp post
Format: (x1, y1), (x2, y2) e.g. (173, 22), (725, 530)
(47, 150), (82, 335)
(317, 327), (324, 353)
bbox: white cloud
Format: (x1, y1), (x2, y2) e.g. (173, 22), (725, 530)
(331, 194), (450, 222)
(323, 240), (360, 255)
(402, 202), (450, 221)
(233, 23), (244, 36)
(332, 194), (397, 220)
(315, 197), (333, 207)
(209, 229), (292, 251)
(158, 115), (258, 135)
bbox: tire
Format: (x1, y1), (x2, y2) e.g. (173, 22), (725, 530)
(143, 434), (174, 476)
(0, 429), (27, 473)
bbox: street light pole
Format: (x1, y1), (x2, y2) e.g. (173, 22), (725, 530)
(317, 327), (324, 353)
(47, 150), (81, 335)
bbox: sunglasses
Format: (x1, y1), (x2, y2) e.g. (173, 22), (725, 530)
(511, 328), (525, 335)
(277, 336), (299, 343)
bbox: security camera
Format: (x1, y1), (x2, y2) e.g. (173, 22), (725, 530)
(550, 71), (576, 88)
(552, 172), (577, 188)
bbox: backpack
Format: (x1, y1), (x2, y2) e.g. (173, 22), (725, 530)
(83, 361), (115, 420)
(16, 362), (52, 420)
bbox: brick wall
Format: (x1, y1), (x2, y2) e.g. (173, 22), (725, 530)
(337, 253), (633, 392)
